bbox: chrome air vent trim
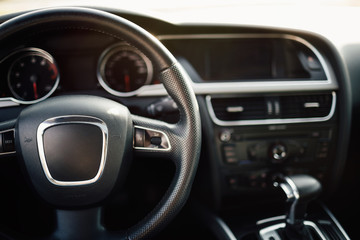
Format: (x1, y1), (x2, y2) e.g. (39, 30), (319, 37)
(206, 92), (336, 126)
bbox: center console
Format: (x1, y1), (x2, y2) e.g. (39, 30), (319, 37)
(193, 175), (350, 240)
(212, 110), (337, 197)
(161, 32), (350, 240)
(203, 92), (336, 203)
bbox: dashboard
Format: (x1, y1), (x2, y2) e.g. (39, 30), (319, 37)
(0, 6), (348, 198)
(0, 5), (355, 240)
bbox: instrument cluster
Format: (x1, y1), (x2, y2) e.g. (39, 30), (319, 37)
(0, 42), (155, 105)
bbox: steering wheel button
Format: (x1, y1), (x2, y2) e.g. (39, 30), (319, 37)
(134, 126), (170, 150)
(150, 136), (162, 146)
(134, 128), (145, 147)
(2, 130), (15, 152)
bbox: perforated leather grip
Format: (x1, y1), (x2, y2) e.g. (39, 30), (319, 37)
(130, 63), (201, 239)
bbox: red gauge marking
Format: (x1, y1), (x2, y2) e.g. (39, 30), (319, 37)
(124, 74), (130, 92)
(33, 82), (38, 99)
(49, 63), (58, 80)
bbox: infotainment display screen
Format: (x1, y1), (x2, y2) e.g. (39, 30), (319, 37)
(162, 38), (273, 81)
(161, 37), (322, 81)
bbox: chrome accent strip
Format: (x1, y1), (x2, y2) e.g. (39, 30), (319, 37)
(214, 217), (237, 240)
(0, 129), (16, 156)
(259, 223), (284, 240)
(0, 47), (60, 105)
(283, 176), (300, 225)
(226, 106), (244, 113)
(257, 215), (286, 225)
(133, 125), (171, 151)
(259, 221), (326, 240)
(0, 99), (20, 108)
(136, 79), (338, 97)
(304, 221), (327, 240)
(304, 102), (320, 108)
(321, 204), (351, 240)
(206, 91), (336, 126)
(37, 116), (108, 186)
(97, 43), (153, 97)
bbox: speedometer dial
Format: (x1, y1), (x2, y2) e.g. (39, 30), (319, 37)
(97, 43), (153, 97)
(7, 48), (59, 103)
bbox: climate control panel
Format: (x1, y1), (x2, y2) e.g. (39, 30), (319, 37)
(215, 124), (336, 194)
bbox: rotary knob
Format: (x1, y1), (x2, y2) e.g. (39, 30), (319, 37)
(271, 143), (287, 163)
(219, 130), (232, 142)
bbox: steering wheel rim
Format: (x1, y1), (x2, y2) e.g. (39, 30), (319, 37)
(0, 7), (201, 239)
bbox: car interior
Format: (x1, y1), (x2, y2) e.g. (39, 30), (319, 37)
(0, 2), (358, 240)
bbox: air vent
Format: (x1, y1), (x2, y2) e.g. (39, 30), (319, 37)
(280, 94), (333, 118)
(210, 97), (267, 121)
(207, 92), (335, 126)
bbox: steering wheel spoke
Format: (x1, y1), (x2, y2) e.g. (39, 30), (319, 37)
(0, 120), (17, 157)
(132, 114), (173, 157)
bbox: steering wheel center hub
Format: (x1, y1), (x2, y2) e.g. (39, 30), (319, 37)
(38, 116), (108, 186)
(17, 95), (133, 207)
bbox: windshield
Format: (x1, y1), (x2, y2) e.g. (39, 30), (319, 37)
(0, 0), (359, 15)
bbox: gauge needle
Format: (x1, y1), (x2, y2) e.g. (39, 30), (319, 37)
(124, 74), (130, 92)
(33, 82), (38, 99)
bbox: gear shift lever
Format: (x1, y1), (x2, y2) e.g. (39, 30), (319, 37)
(274, 174), (322, 239)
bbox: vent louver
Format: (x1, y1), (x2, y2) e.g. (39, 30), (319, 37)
(211, 97), (267, 121)
(208, 92), (335, 125)
(280, 94), (333, 118)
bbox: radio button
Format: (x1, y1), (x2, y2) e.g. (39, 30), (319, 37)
(220, 130), (232, 142)
(222, 145), (238, 164)
(271, 143), (287, 163)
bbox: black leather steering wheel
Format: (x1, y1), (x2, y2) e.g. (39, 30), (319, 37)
(0, 7), (201, 239)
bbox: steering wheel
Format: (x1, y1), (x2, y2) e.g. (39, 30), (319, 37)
(0, 7), (201, 240)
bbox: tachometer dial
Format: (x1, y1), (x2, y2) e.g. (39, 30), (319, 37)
(7, 48), (59, 103)
(98, 43), (153, 97)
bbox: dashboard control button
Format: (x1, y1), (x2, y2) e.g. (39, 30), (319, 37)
(220, 130), (232, 142)
(271, 144), (287, 163)
(222, 145), (238, 164)
(227, 176), (239, 189)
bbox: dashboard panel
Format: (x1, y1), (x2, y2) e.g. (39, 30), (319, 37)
(0, 11), (344, 195)
(0, 6), (354, 239)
